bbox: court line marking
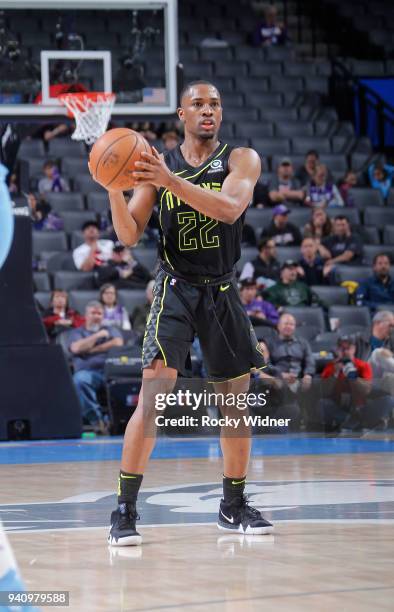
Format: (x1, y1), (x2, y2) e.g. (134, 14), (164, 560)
(127, 585), (394, 611)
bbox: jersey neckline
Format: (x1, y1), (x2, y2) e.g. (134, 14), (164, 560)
(176, 141), (224, 171)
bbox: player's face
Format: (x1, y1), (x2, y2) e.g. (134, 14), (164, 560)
(178, 85), (222, 139)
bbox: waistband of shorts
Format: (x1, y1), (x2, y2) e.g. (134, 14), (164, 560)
(159, 261), (236, 287)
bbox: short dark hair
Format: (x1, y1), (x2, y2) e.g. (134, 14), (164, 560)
(43, 159), (56, 169)
(258, 237), (275, 250)
(334, 215), (349, 223)
(82, 220), (100, 231)
(179, 80), (219, 105)
(373, 252), (391, 265)
(306, 149), (319, 158)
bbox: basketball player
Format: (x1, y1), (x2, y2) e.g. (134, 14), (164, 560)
(104, 81), (274, 545)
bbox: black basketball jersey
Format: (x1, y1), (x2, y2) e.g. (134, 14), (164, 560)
(157, 142), (246, 278)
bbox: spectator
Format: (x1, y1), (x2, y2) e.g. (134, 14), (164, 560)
(305, 164), (344, 208)
(322, 215), (363, 265)
(38, 160), (70, 194)
(251, 179), (271, 208)
(368, 161), (394, 201)
(253, 4), (287, 47)
(131, 279), (155, 339)
(99, 283), (131, 331)
(260, 205), (302, 246)
(295, 150), (319, 185)
(239, 278), (279, 326)
(265, 313), (315, 429)
(95, 241), (152, 288)
(320, 335), (372, 432)
(161, 131), (180, 151)
(338, 170), (358, 207)
(67, 301), (123, 434)
(42, 289), (84, 340)
(264, 260), (316, 307)
(240, 238), (280, 289)
(32, 122), (73, 143)
(298, 237), (333, 285)
(355, 310), (394, 362)
(303, 207), (333, 242)
(27, 192), (64, 231)
(268, 158), (305, 206)
(356, 254), (394, 311)
(73, 221), (114, 271)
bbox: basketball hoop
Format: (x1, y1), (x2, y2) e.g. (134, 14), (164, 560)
(58, 92), (116, 146)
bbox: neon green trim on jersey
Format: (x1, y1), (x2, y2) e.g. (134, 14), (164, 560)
(183, 143), (228, 181)
(155, 275), (169, 366)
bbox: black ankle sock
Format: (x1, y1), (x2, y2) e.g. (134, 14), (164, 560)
(117, 471), (143, 505)
(223, 475), (246, 503)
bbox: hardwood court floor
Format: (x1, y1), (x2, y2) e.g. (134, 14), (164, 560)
(1, 438), (394, 611)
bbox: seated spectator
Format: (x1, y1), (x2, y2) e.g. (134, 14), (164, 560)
(73, 221), (114, 271)
(305, 164), (344, 208)
(253, 4), (287, 47)
(338, 170), (358, 207)
(368, 161), (394, 201)
(239, 278), (279, 326)
(99, 283), (131, 331)
(356, 254), (394, 311)
(264, 260), (316, 307)
(38, 160), (70, 194)
(67, 301), (123, 434)
(162, 131), (180, 151)
(240, 238), (280, 289)
(42, 289), (84, 340)
(27, 192), (64, 231)
(295, 150), (319, 185)
(355, 310), (394, 362)
(303, 207), (333, 242)
(264, 313), (315, 429)
(298, 237), (333, 285)
(322, 215), (363, 265)
(131, 279), (155, 340)
(32, 122), (73, 143)
(260, 205), (302, 246)
(268, 158), (305, 207)
(96, 241), (152, 288)
(251, 179), (271, 208)
(320, 335), (372, 432)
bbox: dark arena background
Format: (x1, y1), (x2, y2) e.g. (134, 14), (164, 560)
(0, 1), (393, 610)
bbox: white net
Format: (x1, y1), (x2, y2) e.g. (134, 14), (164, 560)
(59, 93), (116, 145)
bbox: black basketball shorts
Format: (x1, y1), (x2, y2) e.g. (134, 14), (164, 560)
(142, 268), (266, 381)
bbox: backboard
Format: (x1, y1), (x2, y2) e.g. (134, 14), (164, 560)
(0, 0), (178, 117)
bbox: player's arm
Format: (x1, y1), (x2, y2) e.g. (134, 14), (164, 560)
(108, 184), (156, 247)
(133, 147), (261, 224)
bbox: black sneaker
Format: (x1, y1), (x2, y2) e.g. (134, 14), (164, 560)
(217, 496), (274, 535)
(108, 503), (142, 546)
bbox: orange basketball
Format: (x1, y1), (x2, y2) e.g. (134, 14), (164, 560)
(88, 127), (150, 191)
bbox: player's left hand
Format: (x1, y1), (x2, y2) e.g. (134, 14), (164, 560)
(133, 147), (172, 189)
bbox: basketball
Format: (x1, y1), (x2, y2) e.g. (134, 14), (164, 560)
(88, 127), (150, 191)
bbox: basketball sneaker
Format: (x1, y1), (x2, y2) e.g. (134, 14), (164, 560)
(217, 495), (274, 535)
(108, 503), (142, 546)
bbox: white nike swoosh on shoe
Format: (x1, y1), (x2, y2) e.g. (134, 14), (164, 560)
(220, 510), (234, 523)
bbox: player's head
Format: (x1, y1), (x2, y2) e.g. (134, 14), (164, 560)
(177, 81), (222, 140)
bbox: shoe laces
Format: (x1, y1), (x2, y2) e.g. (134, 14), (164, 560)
(229, 495), (261, 519)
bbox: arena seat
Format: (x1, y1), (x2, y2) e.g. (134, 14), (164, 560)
(235, 123), (274, 138)
(363, 245), (394, 264)
(33, 272), (50, 292)
(43, 252), (77, 273)
(61, 157), (90, 177)
(270, 76), (304, 93)
(215, 61), (248, 77)
(360, 226), (380, 245)
(17, 140), (45, 159)
(311, 285), (349, 306)
(46, 192), (85, 212)
(48, 139), (86, 158)
(283, 306), (326, 333)
(86, 192), (109, 213)
(284, 62), (317, 76)
(60, 211), (98, 233)
(225, 108), (259, 122)
(34, 291), (51, 310)
(249, 63), (283, 77)
(234, 77), (269, 93)
(349, 188), (384, 208)
(364, 207), (394, 228)
(248, 92), (284, 107)
(73, 174), (106, 194)
(291, 137), (332, 154)
(326, 208), (361, 225)
(132, 248), (159, 272)
(275, 246), (301, 263)
(236, 247), (259, 271)
(335, 265), (369, 284)
(329, 306), (371, 329)
(118, 289), (147, 314)
(32, 231), (68, 255)
(68, 290), (99, 312)
(275, 121), (314, 137)
(53, 271), (95, 291)
(260, 108), (298, 121)
(383, 225), (394, 245)
(252, 138), (291, 156)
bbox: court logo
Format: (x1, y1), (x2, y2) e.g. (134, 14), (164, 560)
(1, 480), (393, 533)
(208, 159), (223, 174)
